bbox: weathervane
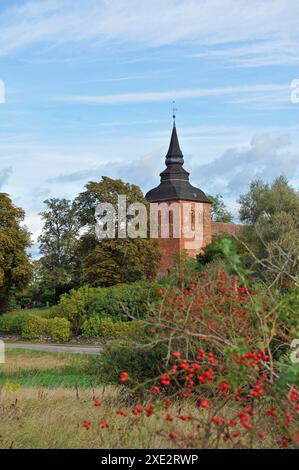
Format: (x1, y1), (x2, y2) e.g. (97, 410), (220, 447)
(172, 100), (177, 126)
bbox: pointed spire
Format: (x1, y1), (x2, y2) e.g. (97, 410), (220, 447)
(165, 123), (184, 165)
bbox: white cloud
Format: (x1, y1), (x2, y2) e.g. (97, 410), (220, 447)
(0, 0), (298, 56)
(194, 39), (299, 68)
(192, 133), (299, 196)
(55, 83), (289, 105)
(0, 166), (12, 188)
(0, 80), (5, 103)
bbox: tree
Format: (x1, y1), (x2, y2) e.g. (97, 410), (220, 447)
(82, 245), (122, 287)
(0, 193), (32, 311)
(238, 176), (299, 287)
(75, 177), (161, 286)
(208, 194), (233, 223)
(38, 198), (80, 301)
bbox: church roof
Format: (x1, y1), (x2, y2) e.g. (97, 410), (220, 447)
(145, 123), (211, 204)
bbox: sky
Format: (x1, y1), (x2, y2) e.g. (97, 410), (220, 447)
(0, 0), (298, 258)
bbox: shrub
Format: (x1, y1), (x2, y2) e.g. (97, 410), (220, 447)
(88, 340), (165, 385)
(54, 285), (103, 333)
(277, 285), (299, 335)
(47, 317), (71, 342)
(81, 316), (104, 337)
(86, 281), (161, 321)
(81, 317), (144, 339)
(0, 313), (27, 334)
(84, 270), (299, 449)
(19, 314), (71, 342)
(21, 314), (49, 340)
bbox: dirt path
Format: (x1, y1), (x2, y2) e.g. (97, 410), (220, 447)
(4, 342), (103, 355)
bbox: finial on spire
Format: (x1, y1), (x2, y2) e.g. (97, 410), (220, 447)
(172, 100), (177, 126)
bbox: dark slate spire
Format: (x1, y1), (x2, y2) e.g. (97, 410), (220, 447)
(165, 123), (184, 165)
(145, 122), (211, 204)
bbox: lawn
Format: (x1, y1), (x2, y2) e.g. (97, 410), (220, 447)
(0, 348), (101, 388)
(8, 307), (52, 318)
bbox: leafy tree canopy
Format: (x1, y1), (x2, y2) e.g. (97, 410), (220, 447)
(208, 194), (233, 223)
(0, 193), (32, 311)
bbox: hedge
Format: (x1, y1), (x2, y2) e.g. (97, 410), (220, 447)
(0, 313), (71, 342)
(81, 317), (144, 339)
(0, 313), (27, 334)
(86, 281), (161, 321)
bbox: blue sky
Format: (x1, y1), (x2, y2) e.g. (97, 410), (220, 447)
(0, 0), (298, 256)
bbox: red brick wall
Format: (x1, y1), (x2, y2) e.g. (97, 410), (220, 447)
(152, 200), (212, 275)
(212, 222), (242, 237)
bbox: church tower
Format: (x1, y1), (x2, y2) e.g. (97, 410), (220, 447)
(145, 121), (212, 274)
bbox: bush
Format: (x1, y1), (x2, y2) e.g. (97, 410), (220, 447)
(84, 270), (299, 449)
(86, 281), (161, 321)
(54, 285), (103, 333)
(0, 313), (27, 334)
(20, 314), (71, 342)
(21, 314), (49, 340)
(81, 317), (144, 339)
(47, 317), (71, 342)
(88, 340), (165, 386)
(277, 285), (299, 337)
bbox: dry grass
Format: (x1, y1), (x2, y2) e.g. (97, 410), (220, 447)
(0, 386), (186, 449)
(0, 349), (99, 388)
(1, 349), (72, 373)
(0, 350), (187, 448)
(0, 349), (282, 449)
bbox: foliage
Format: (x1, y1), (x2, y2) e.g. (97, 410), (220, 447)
(18, 314), (71, 342)
(277, 285), (299, 336)
(88, 340), (165, 386)
(208, 194), (233, 223)
(74, 177), (161, 286)
(0, 313), (27, 334)
(81, 317), (144, 339)
(21, 314), (49, 340)
(239, 176), (299, 224)
(86, 281), (161, 322)
(238, 177), (299, 287)
(0, 193), (33, 312)
(84, 270), (299, 449)
(54, 285), (102, 334)
(82, 245), (122, 287)
(47, 317), (71, 342)
(38, 198), (81, 301)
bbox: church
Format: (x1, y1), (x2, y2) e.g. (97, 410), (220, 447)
(145, 120), (239, 274)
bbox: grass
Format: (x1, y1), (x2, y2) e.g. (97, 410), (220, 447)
(0, 348), (182, 449)
(0, 349), (102, 388)
(0, 350), (277, 449)
(0, 386), (185, 449)
(8, 307), (52, 318)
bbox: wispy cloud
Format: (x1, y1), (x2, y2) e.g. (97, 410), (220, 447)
(192, 134), (299, 196)
(55, 83), (290, 105)
(0, 166), (13, 188)
(194, 39), (299, 68)
(47, 150), (161, 190)
(0, 0), (298, 56)
(46, 133), (299, 198)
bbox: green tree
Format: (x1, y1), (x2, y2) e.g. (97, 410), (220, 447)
(75, 177), (160, 286)
(38, 198), (80, 301)
(238, 176), (299, 287)
(208, 194), (233, 223)
(82, 245), (122, 287)
(0, 193), (32, 311)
